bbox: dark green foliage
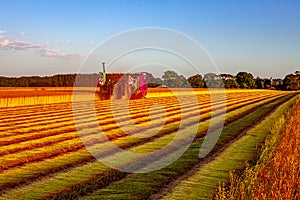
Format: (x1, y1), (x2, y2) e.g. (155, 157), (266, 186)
(162, 70), (189, 88)
(236, 72), (255, 89)
(271, 78), (283, 89)
(187, 74), (205, 88)
(255, 77), (265, 89)
(255, 77), (283, 89)
(224, 79), (239, 88)
(283, 73), (300, 90)
(220, 74), (239, 88)
(203, 73), (224, 88)
(0, 70), (298, 90)
(0, 74), (98, 87)
(148, 75), (162, 88)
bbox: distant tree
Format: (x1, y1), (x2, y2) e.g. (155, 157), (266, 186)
(220, 74), (234, 80)
(263, 78), (271, 88)
(178, 75), (190, 88)
(203, 73), (224, 88)
(283, 74), (300, 90)
(220, 74), (239, 88)
(148, 74), (162, 88)
(255, 77), (265, 89)
(224, 79), (239, 88)
(272, 78), (283, 89)
(187, 74), (205, 88)
(236, 72), (255, 88)
(162, 70), (188, 88)
(29, 81), (50, 87)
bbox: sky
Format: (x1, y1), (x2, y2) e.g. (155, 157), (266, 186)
(0, 0), (299, 78)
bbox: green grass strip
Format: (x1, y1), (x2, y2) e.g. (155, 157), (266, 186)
(162, 94), (299, 200)
(0, 94), (277, 192)
(0, 93), (291, 200)
(79, 93), (297, 200)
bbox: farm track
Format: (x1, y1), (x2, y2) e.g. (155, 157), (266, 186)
(0, 91), (291, 199)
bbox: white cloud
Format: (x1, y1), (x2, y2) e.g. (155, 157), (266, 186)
(0, 30), (6, 39)
(19, 32), (25, 35)
(0, 39), (81, 59)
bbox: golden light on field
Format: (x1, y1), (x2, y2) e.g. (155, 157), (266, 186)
(0, 87), (297, 199)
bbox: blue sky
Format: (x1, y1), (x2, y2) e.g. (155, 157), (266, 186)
(0, 0), (299, 78)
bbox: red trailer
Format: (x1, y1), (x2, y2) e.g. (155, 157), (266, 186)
(98, 63), (149, 100)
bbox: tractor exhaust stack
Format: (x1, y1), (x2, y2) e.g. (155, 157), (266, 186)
(102, 62), (106, 73)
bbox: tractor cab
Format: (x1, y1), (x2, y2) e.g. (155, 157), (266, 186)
(98, 63), (149, 100)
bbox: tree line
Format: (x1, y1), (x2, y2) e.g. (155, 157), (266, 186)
(153, 70), (300, 90)
(0, 70), (299, 90)
(0, 74), (98, 87)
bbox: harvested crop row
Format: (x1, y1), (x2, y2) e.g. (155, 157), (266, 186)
(0, 92), (274, 141)
(0, 92), (292, 198)
(0, 95), (250, 169)
(0, 94), (196, 133)
(2, 95), (183, 138)
(0, 91), (271, 137)
(2, 92), (276, 164)
(0, 93), (239, 144)
(0, 96), (209, 143)
(0, 91), (272, 121)
(161, 94), (299, 200)
(0, 93), (274, 193)
(80, 93), (297, 200)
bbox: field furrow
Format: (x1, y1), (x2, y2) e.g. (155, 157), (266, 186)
(0, 93), (277, 171)
(0, 91), (291, 199)
(160, 95), (299, 200)
(0, 89), (294, 200)
(79, 93), (297, 200)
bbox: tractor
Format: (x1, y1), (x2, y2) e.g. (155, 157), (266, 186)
(98, 63), (149, 100)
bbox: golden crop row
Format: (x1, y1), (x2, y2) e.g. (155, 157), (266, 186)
(0, 92), (279, 173)
(0, 89), (288, 199)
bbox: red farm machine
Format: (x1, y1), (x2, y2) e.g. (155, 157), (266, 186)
(97, 63), (150, 100)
